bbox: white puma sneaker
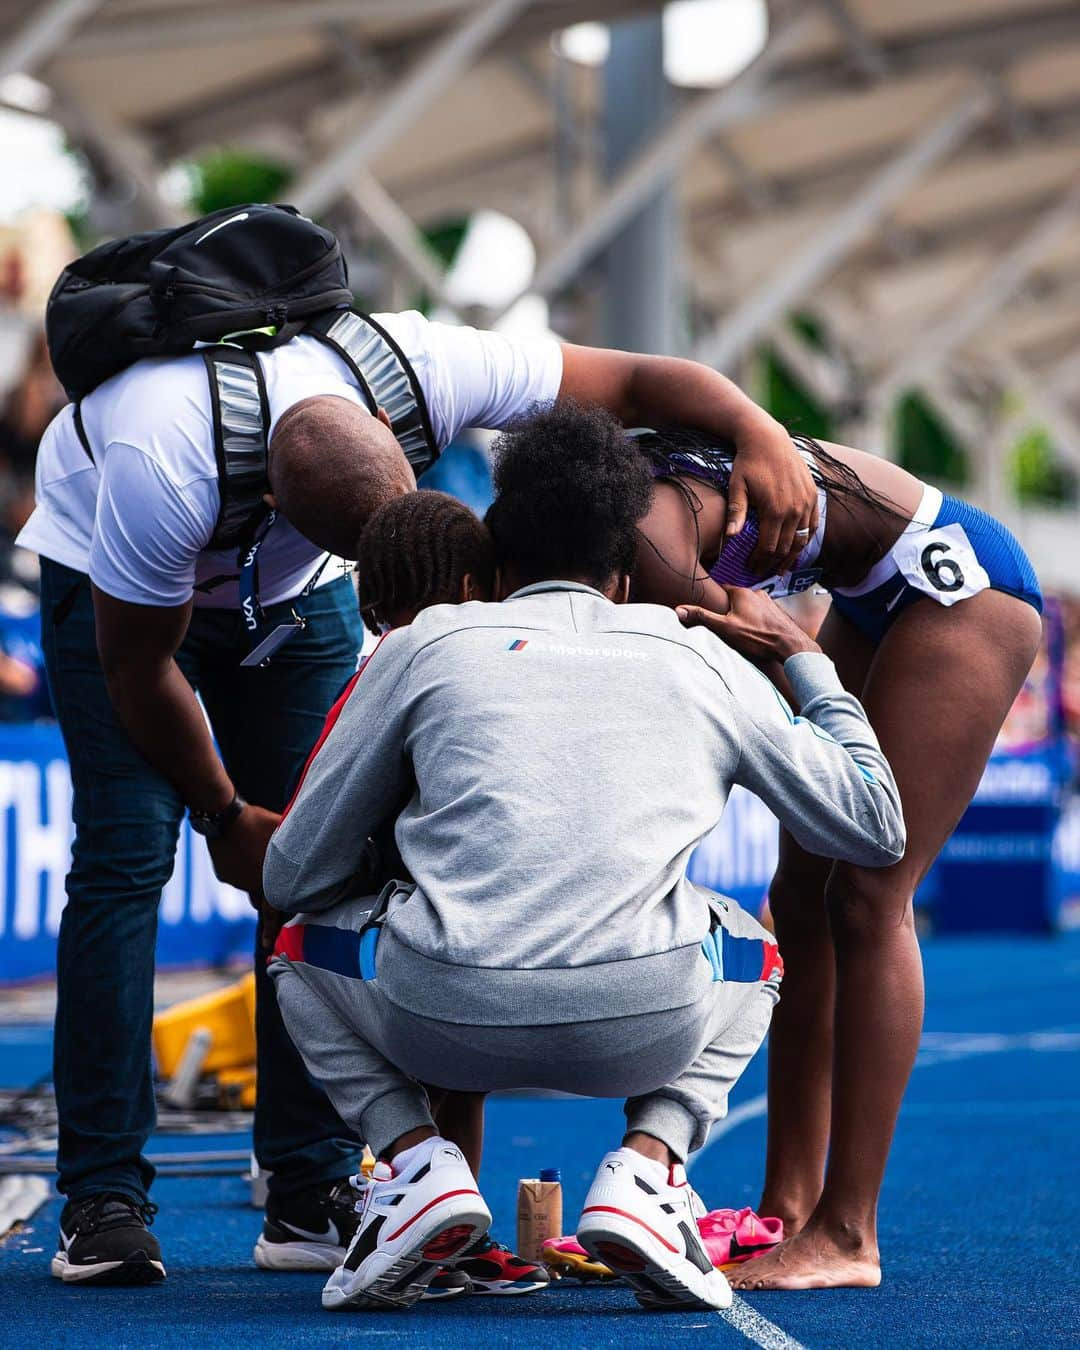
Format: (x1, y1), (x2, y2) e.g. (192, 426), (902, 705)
(576, 1148), (732, 1311)
(321, 1138), (491, 1311)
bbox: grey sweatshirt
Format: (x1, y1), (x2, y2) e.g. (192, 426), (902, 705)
(265, 582), (904, 1024)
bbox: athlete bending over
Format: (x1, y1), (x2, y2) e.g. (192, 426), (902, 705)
(627, 422), (1042, 1289)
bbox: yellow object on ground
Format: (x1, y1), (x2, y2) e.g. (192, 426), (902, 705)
(214, 1066), (258, 1110)
(152, 972), (257, 1079)
(540, 1240), (616, 1283)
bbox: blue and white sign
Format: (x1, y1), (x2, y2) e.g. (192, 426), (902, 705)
(931, 744), (1071, 934)
(1, 724), (1077, 984)
(687, 786), (778, 912)
(0, 724), (255, 984)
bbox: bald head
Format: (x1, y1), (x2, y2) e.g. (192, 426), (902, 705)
(268, 396), (415, 559)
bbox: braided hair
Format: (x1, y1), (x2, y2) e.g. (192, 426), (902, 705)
(355, 490), (494, 635)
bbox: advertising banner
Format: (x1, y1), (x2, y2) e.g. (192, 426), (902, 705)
(0, 724), (254, 983)
(2, 727), (1076, 983)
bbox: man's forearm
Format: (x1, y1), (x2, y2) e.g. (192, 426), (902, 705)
(106, 660), (234, 812)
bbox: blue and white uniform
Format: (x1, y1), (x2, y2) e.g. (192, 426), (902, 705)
(826, 482), (1042, 641)
(653, 442), (1042, 641)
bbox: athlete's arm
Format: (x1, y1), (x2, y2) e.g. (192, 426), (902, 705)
(559, 344), (817, 574)
(379, 313), (815, 573)
(682, 593), (905, 866)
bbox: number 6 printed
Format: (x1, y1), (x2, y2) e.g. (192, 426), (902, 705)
(894, 522), (990, 607)
(920, 541), (965, 593)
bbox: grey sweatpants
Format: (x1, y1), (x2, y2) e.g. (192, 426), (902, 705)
(270, 899), (780, 1163)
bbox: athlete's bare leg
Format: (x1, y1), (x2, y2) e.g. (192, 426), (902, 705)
(757, 609), (874, 1238)
(736, 590), (1042, 1290)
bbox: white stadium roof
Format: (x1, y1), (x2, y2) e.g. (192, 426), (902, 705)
(2, 0), (1079, 575)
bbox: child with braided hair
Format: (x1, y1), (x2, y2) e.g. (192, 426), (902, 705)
(355, 489), (494, 636)
(347, 490), (548, 1298)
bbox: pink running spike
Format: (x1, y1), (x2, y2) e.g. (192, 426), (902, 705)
(697, 1208), (783, 1266)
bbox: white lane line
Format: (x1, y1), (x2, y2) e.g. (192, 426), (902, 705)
(685, 1026), (1079, 1349)
(721, 1297), (808, 1350)
(916, 1029), (1080, 1067)
(693, 1026), (1079, 1171)
(687, 1097), (804, 1350)
(900, 1097), (1080, 1117)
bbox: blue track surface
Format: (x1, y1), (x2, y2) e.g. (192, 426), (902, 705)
(2, 933), (1078, 1348)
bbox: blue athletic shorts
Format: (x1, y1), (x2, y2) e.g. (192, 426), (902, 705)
(829, 493), (1042, 644)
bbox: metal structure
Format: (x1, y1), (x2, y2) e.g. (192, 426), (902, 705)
(2, 0), (1079, 580)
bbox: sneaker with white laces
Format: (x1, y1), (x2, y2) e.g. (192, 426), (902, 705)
(576, 1148), (732, 1311)
(322, 1138), (491, 1312)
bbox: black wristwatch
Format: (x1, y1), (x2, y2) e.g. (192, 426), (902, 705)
(188, 792), (246, 840)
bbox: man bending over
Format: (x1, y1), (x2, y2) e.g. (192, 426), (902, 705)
(263, 403), (905, 1314)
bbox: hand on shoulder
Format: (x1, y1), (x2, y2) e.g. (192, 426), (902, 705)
(677, 587), (821, 666)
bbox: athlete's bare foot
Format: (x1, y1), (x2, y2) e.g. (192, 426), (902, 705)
(727, 1224), (881, 1291)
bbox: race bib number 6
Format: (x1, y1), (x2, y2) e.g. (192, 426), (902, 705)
(893, 523), (990, 607)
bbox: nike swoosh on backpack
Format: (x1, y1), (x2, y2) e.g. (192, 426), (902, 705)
(195, 211), (250, 245)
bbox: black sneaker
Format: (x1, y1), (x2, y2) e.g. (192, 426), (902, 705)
(51, 1194), (165, 1286)
(253, 1176), (362, 1271)
(420, 1268), (473, 1300)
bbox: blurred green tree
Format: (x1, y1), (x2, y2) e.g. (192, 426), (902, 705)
(892, 390), (968, 485)
(188, 151), (291, 215)
(755, 316), (835, 441)
(410, 217), (469, 313)
(1010, 425), (1075, 505)
(757, 346), (833, 440)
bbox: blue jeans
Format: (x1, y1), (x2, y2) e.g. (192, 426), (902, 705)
(40, 560), (367, 1203)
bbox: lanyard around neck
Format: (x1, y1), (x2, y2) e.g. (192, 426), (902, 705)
(236, 510), (333, 665)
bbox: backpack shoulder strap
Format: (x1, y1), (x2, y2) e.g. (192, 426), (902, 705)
(202, 347), (271, 552)
(72, 402), (93, 462)
(304, 310), (439, 476)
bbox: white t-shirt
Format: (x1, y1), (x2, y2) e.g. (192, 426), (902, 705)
(18, 311), (563, 608)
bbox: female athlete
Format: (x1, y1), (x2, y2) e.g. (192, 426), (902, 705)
(631, 425), (1042, 1289)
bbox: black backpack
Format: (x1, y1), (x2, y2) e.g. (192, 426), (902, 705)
(45, 203), (438, 550)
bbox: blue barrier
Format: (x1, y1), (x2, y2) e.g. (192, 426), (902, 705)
(686, 785), (778, 912)
(927, 744), (1073, 933)
(0, 723), (255, 983)
(0, 723), (784, 984)
(1, 722), (1077, 983)
(691, 746), (1079, 934)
